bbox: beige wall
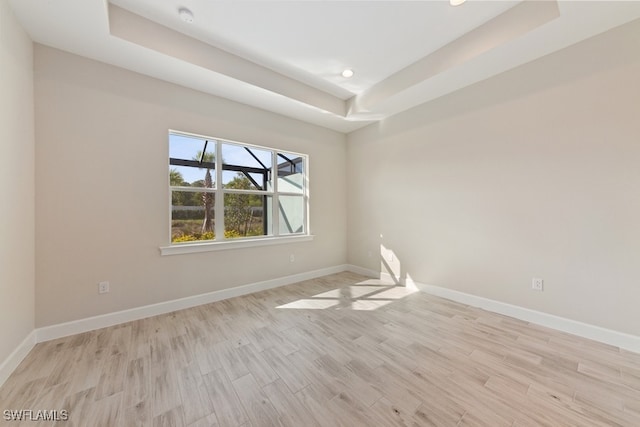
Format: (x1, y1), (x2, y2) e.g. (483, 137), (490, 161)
(0, 0), (35, 362)
(13, 6), (640, 341)
(34, 46), (347, 327)
(347, 20), (640, 336)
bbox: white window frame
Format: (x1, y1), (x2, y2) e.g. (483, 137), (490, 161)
(160, 130), (312, 256)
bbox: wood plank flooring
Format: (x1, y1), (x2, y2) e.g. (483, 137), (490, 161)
(1, 272), (639, 426)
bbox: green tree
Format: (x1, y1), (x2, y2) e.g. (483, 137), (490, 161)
(225, 174), (262, 236)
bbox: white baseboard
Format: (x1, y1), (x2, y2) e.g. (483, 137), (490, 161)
(416, 282), (640, 354)
(347, 264), (640, 353)
(0, 330), (36, 388)
(36, 264), (348, 343)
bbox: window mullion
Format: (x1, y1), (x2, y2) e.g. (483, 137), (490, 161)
(223, 189), (273, 196)
(170, 185), (215, 193)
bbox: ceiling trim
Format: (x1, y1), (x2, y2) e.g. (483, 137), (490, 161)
(349, 0), (560, 118)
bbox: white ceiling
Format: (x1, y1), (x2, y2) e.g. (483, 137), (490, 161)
(9, 0), (640, 133)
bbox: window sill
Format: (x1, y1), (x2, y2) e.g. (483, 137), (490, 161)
(160, 234), (314, 256)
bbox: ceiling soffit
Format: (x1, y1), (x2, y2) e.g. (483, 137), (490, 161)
(108, 1), (559, 125)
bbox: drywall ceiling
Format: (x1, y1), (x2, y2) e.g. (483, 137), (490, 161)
(9, 0), (640, 133)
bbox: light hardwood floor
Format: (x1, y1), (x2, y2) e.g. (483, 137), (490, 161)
(1, 272), (639, 426)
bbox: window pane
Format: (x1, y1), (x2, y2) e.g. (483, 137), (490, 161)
(171, 191), (215, 243)
(169, 134), (216, 188)
(277, 152), (304, 194)
(222, 143), (271, 190)
(224, 193), (271, 239)
(279, 195), (305, 234)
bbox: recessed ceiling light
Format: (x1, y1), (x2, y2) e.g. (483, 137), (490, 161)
(178, 7), (194, 23)
(341, 69), (354, 78)
(450, 0), (466, 6)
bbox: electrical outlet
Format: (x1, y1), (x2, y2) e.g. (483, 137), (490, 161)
(531, 278), (543, 292)
(98, 281), (110, 294)
(289, 254), (295, 263)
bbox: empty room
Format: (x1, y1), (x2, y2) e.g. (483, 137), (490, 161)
(1, 0), (639, 425)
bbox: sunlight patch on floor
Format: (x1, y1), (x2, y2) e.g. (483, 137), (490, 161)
(276, 279), (418, 311)
(276, 299), (339, 310)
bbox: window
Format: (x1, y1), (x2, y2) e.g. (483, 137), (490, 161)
(168, 131), (308, 247)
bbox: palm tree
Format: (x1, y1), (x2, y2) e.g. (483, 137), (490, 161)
(170, 168), (187, 207)
(169, 168), (185, 186)
(194, 151), (215, 234)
